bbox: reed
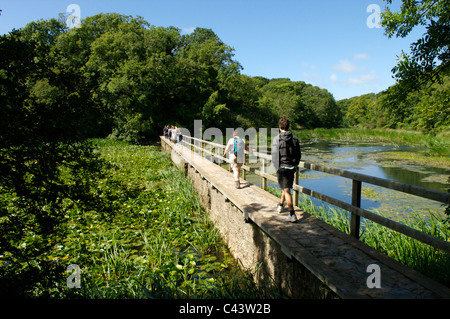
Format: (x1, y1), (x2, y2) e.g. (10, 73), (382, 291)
(295, 194), (450, 287)
(293, 127), (450, 151)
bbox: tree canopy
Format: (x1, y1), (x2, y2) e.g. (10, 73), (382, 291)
(1, 13), (346, 145)
(382, 0), (449, 90)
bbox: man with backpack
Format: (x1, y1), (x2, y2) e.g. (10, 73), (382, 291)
(271, 118), (302, 223)
(223, 130), (249, 189)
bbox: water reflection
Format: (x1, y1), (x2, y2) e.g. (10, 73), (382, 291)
(219, 139), (448, 219)
(302, 141), (448, 191)
(297, 140), (449, 219)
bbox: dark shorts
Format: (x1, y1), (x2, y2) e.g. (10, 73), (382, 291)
(277, 167), (296, 189)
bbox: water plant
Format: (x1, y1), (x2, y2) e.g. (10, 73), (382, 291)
(295, 193), (450, 287)
(0, 138), (283, 298)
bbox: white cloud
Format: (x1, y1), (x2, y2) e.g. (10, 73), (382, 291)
(300, 61), (317, 70)
(353, 53), (370, 60)
(330, 73), (339, 83)
(332, 59), (357, 74)
(347, 71), (379, 85)
(329, 55), (379, 87)
(302, 72), (324, 84)
(181, 26), (195, 34)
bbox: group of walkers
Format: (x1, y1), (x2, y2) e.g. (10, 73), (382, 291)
(222, 117), (301, 223)
(163, 118), (301, 223)
(163, 125), (182, 143)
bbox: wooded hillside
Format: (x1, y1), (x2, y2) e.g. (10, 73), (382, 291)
(2, 12), (448, 146)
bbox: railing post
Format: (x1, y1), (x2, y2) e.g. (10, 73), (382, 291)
(350, 180), (362, 239)
(262, 160), (267, 190)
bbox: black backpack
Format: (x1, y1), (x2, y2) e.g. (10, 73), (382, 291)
(279, 134), (301, 166)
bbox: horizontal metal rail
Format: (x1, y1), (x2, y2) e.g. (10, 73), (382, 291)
(176, 135), (450, 254)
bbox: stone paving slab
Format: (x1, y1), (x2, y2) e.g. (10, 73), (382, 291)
(165, 139), (450, 299)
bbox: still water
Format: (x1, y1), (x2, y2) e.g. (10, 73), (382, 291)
(248, 140), (450, 220)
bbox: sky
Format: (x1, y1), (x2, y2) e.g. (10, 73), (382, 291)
(0, 0), (425, 100)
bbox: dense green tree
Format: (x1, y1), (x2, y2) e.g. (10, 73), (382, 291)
(413, 75), (450, 130)
(382, 0), (449, 89)
(302, 85), (341, 128)
(378, 0), (449, 133)
(254, 79), (340, 129)
(50, 14), (242, 139)
(213, 74), (278, 129)
(0, 22), (118, 297)
(175, 28), (241, 131)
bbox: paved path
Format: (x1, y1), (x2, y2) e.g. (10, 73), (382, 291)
(166, 139), (450, 299)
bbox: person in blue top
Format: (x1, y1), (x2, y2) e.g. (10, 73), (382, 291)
(223, 130), (249, 189)
(271, 118), (301, 223)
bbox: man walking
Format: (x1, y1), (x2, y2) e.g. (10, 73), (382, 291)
(271, 118), (301, 223)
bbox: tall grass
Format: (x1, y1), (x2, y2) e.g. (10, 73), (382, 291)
(295, 128), (418, 144)
(57, 138), (284, 299)
(293, 193), (450, 287)
(423, 137), (450, 156)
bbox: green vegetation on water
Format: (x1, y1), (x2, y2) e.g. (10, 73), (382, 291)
(294, 128), (450, 168)
(0, 139), (282, 299)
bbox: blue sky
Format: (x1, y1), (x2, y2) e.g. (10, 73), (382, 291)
(0, 0), (424, 100)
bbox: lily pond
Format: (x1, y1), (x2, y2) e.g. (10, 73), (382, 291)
(247, 139), (449, 222)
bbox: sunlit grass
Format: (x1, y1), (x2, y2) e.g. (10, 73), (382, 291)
(293, 193), (450, 287)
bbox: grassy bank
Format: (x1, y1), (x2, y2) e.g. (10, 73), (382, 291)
(294, 128), (446, 147)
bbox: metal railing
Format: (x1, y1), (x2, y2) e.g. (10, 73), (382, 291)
(174, 135), (450, 254)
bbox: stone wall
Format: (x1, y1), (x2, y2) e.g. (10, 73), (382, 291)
(167, 142), (334, 298)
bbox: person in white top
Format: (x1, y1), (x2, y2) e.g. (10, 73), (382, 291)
(223, 130), (249, 189)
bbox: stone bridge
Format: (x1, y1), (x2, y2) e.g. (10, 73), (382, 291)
(161, 136), (450, 299)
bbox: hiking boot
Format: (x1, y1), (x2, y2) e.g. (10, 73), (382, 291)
(286, 214), (298, 223)
(276, 203), (284, 213)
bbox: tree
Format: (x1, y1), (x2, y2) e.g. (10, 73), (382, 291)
(301, 85), (340, 128)
(175, 28), (241, 128)
(413, 75), (450, 130)
(0, 24), (118, 297)
(382, 0), (450, 90)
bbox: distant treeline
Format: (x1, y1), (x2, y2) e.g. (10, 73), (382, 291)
(338, 75), (449, 133)
(1, 12), (448, 147)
